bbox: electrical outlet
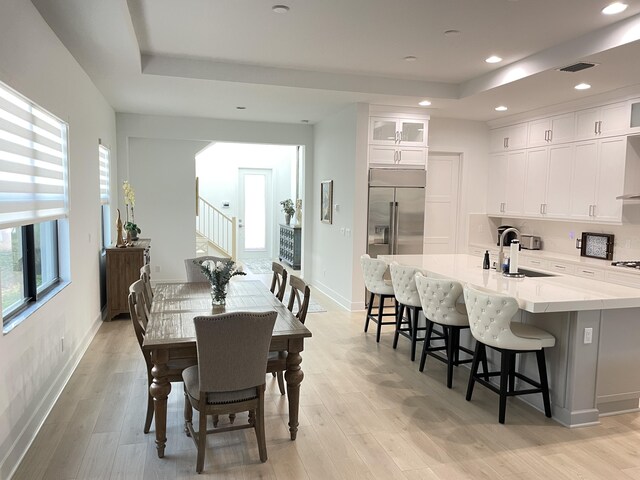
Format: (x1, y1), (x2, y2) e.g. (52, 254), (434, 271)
(584, 327), (593, 344)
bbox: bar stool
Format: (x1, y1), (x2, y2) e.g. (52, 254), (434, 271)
(463, 284), (555, 424)
(415, 273), (479, 388)
(389, 262), (428, 361)
(360, 254), (397, 342)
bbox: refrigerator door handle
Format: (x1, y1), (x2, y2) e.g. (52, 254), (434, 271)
(394, 202), (400, 254)
(389, 201), (396, 254)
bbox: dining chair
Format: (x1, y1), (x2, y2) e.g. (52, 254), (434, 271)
(140, 264), (153, 311)
(128, 280), (194, 434)
(184, 255), (227, 282)
(270, 262), (288, 301)
(464, 284), (555, 424)
(183, 311), (277, 473)
(360, 254), (396, 342)
(268, 275), (311, 395)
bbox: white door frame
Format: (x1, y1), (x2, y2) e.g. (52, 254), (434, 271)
(238, 168), (274, 260)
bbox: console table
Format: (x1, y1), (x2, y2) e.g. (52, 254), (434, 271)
(279, 224), (301, 269)
(105, 238), (150, 320)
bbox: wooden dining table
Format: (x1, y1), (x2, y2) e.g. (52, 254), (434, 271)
(143, 278), (312, 458)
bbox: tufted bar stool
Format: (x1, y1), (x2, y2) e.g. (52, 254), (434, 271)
(389, 262), (429, 361)
(360, 254), (397, 342)
(463, 284), (555, 424)
(415, 273), (483, 388)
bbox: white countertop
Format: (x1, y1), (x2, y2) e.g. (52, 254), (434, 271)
(380, 254), (640, 313)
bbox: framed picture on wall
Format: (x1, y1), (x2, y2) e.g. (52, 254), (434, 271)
(321, 180), (333, 224)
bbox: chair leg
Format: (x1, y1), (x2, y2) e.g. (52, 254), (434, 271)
(537, 349), (552, 418)
(183, 388), (193, 437)
(144, 375), (154, 434)
(466, 342), (483, 401)
(255, 387), (268, 462)
(446, 326), (456, 389)
(509, 352), (516, 393)
(393, 303), (404, 349)
(376, 295), (385, 343)
(499, 351), (511, 424)
(419, 320), (434, 372)
(196, 409), (207, 473)
(365, 292), (375, 332)
(276, 371), (285, 395)
(410, 307), (419, 362)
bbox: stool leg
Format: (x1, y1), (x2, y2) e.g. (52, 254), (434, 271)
(446, 326), (455, 389)
(466, 342), (483, 401)
(499, 351), (511, 424)
(376, 295), (385, 343)
(393, 303), (404, 349)
(508, 352), (516, 393)
(480, 342), (490, 381)
(536, 349), (552, 418)
(410, 307), (419, 362)
(419, 320), (434, 372)
(365, 291), (375, 333)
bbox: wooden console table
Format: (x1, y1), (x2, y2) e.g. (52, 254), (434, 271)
(105, 239), (150, 320)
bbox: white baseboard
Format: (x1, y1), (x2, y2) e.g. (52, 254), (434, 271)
(2, 313), (102, 480)
(312, 279), (365, 312)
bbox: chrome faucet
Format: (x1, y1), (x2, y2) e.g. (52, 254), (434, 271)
(496, 227), (520, 272)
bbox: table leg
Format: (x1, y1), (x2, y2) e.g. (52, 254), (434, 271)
(149, 348), (171, 458)
(285, 341), (304, 440)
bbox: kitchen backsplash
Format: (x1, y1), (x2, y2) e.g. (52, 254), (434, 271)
(468, 213), (640, 262)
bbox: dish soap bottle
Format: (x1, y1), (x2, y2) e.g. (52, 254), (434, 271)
(483, 250), (490, 269)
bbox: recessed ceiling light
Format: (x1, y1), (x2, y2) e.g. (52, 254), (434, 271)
(403, 56), (417, 62)
(236, 106), (246, 110)
(495, 106), (508, 112)
(443, 30), (461, 37)
(272, 4), (290, 13)
(485, 56), (503, 64)
(575, 83), (592, 90)
(602, 2), (628, 14)
(418, 100), (431, 106)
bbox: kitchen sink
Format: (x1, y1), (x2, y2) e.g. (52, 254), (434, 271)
(517, 268), (555, 278)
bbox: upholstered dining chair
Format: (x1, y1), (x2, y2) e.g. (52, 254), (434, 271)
(270, 262), (288, 301)
(184, 255), (227, 282)
(414, 273), (479, 388)
(140, 264), (153, 311)
(182, 311), (277, 473)
(128, 280), (194, 434)
(268, 275), (311, 395)
(360, 254), (396, 342)
(464, 284), (555, 424)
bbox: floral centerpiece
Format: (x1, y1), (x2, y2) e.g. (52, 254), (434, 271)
(195, 258), (246, 307)
(280, 198), (295, 225)
(122, 180), (141, 241)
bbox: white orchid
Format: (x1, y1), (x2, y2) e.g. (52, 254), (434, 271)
(122, 180), (135, 207)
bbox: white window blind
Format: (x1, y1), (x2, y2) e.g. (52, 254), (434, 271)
(99, 144), (110, 205)
(0, 81), (68, 229)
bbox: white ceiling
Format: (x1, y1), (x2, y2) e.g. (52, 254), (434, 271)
(31, 0), (640, 124)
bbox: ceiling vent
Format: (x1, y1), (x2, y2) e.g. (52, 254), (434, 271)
(557, 62), (598, 73)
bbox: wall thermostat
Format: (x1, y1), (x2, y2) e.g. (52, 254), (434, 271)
(222, 201), (230, 208)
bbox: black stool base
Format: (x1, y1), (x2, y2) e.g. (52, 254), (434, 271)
(364, 292), (397, 343)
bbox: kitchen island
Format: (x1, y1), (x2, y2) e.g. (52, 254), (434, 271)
(381, 253), (640, 427)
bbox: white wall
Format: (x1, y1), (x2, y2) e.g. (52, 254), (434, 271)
(116, 113), (314, 281)
(196, 143), (297, 260)
(0, 1), (116, 477)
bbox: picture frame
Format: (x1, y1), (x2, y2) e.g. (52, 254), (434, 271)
(320, 180), (333, 224)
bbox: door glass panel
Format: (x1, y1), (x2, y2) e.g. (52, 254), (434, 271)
(1, 227), (25, 315)
(372, 120), (397, 142)
(244, 174), (266, 250)
(401, 121), (424, 143)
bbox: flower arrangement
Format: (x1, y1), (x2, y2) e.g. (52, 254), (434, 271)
(122, 180), (141, 238)
(195, 258), (246, 306)
(280, 198), (295, 225)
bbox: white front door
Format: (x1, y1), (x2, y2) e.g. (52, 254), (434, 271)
(238, 168), (273, 260)
(424, 152), (460, 254)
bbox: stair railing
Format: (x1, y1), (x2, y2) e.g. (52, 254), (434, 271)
(196, 197), (237, 260)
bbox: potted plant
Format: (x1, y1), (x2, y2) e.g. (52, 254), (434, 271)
(123, 180), (141, 241)
(280, 198), (295, 225)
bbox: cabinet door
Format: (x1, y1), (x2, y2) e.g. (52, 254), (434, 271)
(370, 117), (398, 144)
(487, 153), (507, 215)
(507, 123), (528, 150)
(570, 140), (598, 219)
(396, 147), (426, 166)
(599, 102), (628, 137)
(399, 120), (427, 146)
(504, 151), (526, 215)
(545, 144), (573, 218)
(490, 127), (509, 152)
(575, 107), (600, 140)
(527, 119), (550, 148)
(549, 113), (575, 144)
(523, 148), (548, 216)
(369, 145), (398, 165)
(594, 136), (626, 221)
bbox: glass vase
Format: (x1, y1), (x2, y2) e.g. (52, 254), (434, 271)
(211, 283), (227, 309)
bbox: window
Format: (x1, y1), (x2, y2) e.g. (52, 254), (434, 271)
(0, 80), (68, 326)
(99, 144), (111, 248)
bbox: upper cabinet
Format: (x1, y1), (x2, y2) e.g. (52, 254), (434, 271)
(370, 117), (428, 147)
(489, 123), (528, 152)
(575, 102), (628, 140)
(527, 113), (575, 147)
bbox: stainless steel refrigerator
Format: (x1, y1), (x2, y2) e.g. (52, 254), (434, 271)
(367, 169), (425, 258)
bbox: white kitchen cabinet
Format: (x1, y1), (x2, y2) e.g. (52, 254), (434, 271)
(368, 145), (426, 168)
(523, 144), (573, 218)
(629, 98), (640, 134)
(487, 153), (508, 215)
(523, 147), (548, 216)
(370, 116), (428, 147)
(489, 123), (528, 152)
(527, 113), (575, 147)
(504, 151), (526, 216)
(570, 137), (626, 222)
(575, 102), (628, 140)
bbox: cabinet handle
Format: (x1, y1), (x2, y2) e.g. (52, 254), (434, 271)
(594, 121), (598, 135)
(395, 131), (399, 143)
(581, 269), (595, 276)
(554, 264), (566, 270)
(503, 137), (507, 148)
(501, 202), (505, 213)
(540, 204), (544, 214)
(393, 151), (398, 163)
(398, 151), (402, 163)
(592, 204), (596, 217)
(548, 130), (552, 142)
(531, 260), (541, 265)
(598, 121), (602, 135)
(506, 137), (509, 148)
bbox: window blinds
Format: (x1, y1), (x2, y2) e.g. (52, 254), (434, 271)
(0, 81), (68, 229)
(99, 144), (110, 205)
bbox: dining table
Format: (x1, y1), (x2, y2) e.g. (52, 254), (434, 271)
(142, 278), (312, 458)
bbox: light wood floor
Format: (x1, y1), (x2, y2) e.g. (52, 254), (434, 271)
(12, 281), (640, 479)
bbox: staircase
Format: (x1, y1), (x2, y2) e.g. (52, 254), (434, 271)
(196, 197), (237, 260)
